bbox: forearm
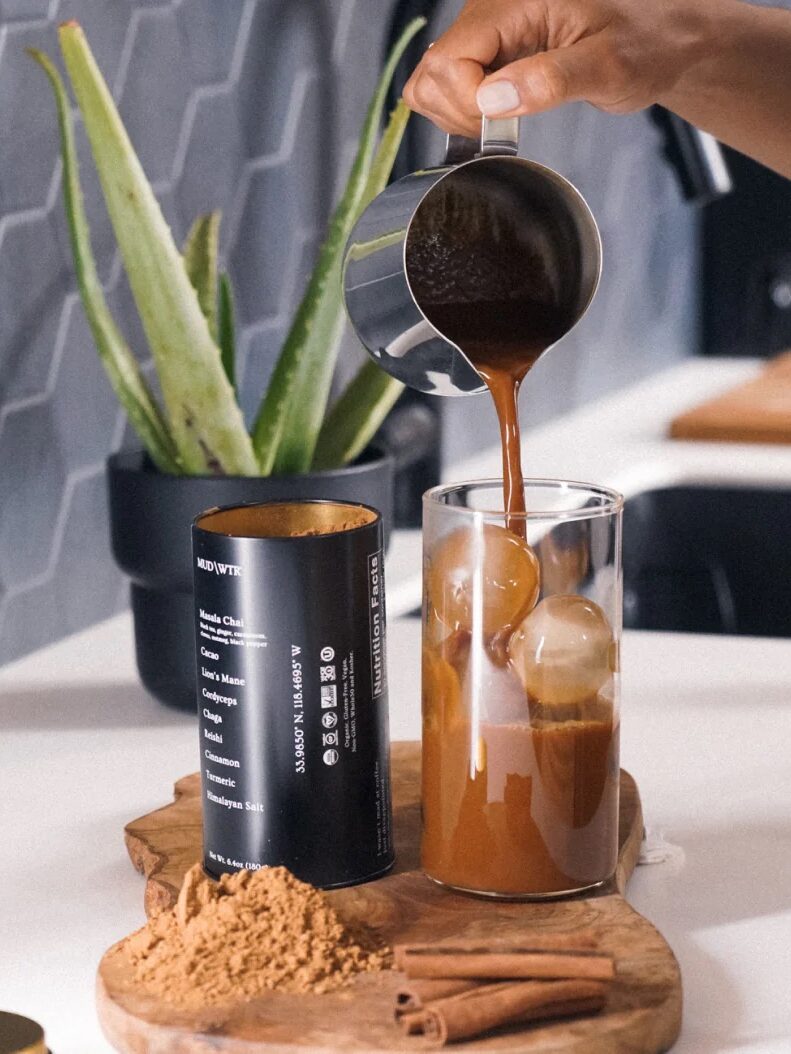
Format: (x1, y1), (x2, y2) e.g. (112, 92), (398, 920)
(661, 0), (791, 177)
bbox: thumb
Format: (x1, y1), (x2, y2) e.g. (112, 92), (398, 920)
(476, 37), (613, 117)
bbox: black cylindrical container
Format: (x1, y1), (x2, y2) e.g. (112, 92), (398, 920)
(108, 446), (394, 711)
(192, 499), (393, 888)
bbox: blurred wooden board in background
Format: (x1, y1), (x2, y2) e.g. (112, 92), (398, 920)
(671, 351), (791, 444)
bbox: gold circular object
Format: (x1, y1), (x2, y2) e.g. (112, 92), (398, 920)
(0, 1013), (46, 1054)
(427, 524), (540, 637)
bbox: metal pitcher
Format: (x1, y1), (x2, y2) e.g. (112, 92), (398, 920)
(343, 117), (602, 396)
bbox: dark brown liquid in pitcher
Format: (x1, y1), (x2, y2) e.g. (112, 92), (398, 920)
(406, 177), (570, 530)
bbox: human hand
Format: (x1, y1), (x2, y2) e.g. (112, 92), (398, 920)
(404, 0), (720, 136)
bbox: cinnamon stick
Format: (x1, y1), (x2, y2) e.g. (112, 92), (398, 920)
(394, 932), (599, 967)
(399, 978), (608, 1047)
(394, 945), (615, 982)
(394, 979), (480, 1018)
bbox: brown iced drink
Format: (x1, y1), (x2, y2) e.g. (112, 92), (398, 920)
(421, 660), (618, 895)
(411, 176), (619, 898)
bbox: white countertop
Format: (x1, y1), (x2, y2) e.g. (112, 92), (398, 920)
(3, 358), (791, 1053)
(387, 356), (791, 617)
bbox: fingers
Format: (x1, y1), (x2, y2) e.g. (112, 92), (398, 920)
(406, 39), (603, 134)
(404, 9), (647, 132)
(404, 3), (512, 136)
(405, 54), (486, 136)
(404, 45), (491, 136)
(476, 36), (644, 117)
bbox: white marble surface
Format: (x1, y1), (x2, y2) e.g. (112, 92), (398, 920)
(3, 358), (791, 1053)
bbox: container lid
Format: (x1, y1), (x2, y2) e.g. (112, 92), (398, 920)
(0, 1013), (47, 1054)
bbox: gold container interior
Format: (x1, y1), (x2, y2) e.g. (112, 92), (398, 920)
(0, 1012), (47, 1054)
(196, 500), (377, 539)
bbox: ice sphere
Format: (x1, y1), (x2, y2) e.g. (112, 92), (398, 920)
(440, 628), (472, 673)
(509, 594), (614, 706)
(538, 522), (590, 595)
(461, 643), (528, 724)
(422, 646), (463, 731)
(427, 524), (540, 637)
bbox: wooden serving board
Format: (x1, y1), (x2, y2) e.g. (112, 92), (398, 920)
(97, 743), (681, 1053)
(670, 352), (791, 444)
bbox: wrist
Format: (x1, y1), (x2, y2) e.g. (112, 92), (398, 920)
(658, 0), (753, 113)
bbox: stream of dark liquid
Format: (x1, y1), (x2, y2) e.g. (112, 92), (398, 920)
(405, 175), (572, 531)
(407, 182), (616, 898)
(417, 299), (568, 533)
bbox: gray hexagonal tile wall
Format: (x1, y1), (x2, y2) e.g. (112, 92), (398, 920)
(0, 0), (704, 668)
(0, 1), (54, 21)
(0, 210), (72, 404)
(0, 19), (60, 213)
(175, 90), (244, 239)
(118, 9), (194, 184)
(176, 0), (245, 86)
(0, 0), (394, 666)
(0, 400), (66, 591)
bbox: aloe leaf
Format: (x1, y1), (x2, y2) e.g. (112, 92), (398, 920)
(251, 16), (426, 476)
(28, 47), (180, 474)
(58, 22), (257, 476)
(311, 101), (415, 470)
(344, 227), (406, 265)
(183, 211), (220, 342)
(218, 272), (236, 393)
(358, 97), (413, 214)
(274, 97), (414, 474)
(312, 360), (403, 470)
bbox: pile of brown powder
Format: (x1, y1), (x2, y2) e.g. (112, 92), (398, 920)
(121, 864), (389, 1007)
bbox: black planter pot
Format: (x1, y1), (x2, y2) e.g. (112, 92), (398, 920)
(107, 447), (394, 711)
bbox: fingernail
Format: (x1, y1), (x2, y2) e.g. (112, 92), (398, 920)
(476, 79), (520, 116)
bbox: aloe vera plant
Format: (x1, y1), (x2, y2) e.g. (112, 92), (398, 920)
(30, 17), (423, 476)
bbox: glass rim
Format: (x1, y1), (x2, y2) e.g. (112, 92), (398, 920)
(423, 478), (624, 522)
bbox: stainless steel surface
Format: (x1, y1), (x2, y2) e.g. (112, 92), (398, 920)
(445, 115), (520, 164)
(343, 118), (602, 397)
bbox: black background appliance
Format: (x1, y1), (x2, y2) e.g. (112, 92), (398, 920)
(702, 148), (791, 358)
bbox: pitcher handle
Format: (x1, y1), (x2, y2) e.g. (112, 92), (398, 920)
(444, 116), (520, 165)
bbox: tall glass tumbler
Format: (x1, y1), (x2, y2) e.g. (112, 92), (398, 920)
(421, 480), (623, 899)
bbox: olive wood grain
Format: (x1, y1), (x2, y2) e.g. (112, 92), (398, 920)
(97, 742), (681, 1053)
